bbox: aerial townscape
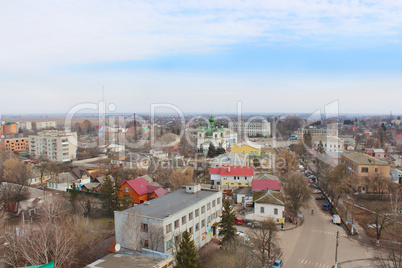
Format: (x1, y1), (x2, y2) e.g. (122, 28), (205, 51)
(1, 1), (401, 268)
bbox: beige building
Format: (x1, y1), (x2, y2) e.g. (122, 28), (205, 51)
(296, 128), (338, 139)
(29, 130), (77, 162)
(341, 152), (390, 193)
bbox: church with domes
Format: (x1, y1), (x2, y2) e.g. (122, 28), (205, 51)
(197, 115), (227, 152)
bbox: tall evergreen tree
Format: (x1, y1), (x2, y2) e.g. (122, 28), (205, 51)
(175, 230), (202, 268)
(69, 182), (80, 213)
(99, 176), (120, 217)
(317, 140), (325, 154)
(218, 199), (237, 244)
(207, 143), (217, 158)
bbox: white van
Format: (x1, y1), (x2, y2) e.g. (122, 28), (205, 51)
(332, 214), (341, 225)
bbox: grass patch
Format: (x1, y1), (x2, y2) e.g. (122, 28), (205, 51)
(91, 217), (115, 230)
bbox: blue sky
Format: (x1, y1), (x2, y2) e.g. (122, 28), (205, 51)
(1, 0), (402, 115)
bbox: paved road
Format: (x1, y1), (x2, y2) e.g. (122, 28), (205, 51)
(278, 199), (375, 268)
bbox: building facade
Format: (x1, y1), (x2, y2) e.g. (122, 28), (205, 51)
(115, 185), (222, 255)
(230, 142), (261, 157)
(29, 130), (77, 162)
(0, 138), (29, 152)
(341, 152), (391, 193)
(296, 128), (339, 139)
(35, 121), (57, 130)
(209, 166), (254, 188)
(228, 121), (271, 138)
(312, 136), (344, 153)
(197, 116), (227, 151)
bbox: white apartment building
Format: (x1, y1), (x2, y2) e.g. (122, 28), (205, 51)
(29, 130), (77, 162)
(228, 121), (271, 138)
(35, 121), (57, 130)
(115, 185), (222, 254)
(312, 136), (344, 153)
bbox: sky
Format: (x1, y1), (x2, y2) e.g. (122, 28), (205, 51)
(1, 0), (402, 116)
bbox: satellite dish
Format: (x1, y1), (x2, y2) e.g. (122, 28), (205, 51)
(115, 244), (121, 252)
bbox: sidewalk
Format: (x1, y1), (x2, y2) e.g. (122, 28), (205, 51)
(338, 259), (377, 268)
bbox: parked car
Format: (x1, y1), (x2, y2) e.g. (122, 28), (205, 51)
(323, 203), (332, 211)
(272, 259), (283, 268)
(234, 217), (243, 225)
(332, 214), (341, 225)
(315, 194), (325, 200)
(247, 221), (261, 228)
(236, 231), (246, 237)
(313, 189), (321, 194)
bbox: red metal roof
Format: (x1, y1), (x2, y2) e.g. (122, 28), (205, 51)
(209, 166), (254, 176)
(123, 177), (167, 196)
(252, 180), (281, 192)
(125, 177), (150, 196)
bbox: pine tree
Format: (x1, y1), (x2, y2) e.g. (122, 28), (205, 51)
(317, 140), (325, 154)
(218, 198), (237, 244)
(99, 176), (120, 217)
(69, 182), (80, 213)
(175, 230), (202, 268)
(207, 143), (216, 158)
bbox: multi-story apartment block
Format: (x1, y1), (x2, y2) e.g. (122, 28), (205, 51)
(35, 121), (57, 130)
(0, 138), (29, 152)
(115, 184), (222, 254)
(29, 130), (77, 162)
(296, 127), (338, 139)
(341, 152), (390, 193)
(228, 121), (271, 138)
(1, 122), (18, 135)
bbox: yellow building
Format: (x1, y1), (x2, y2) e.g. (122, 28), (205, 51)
(230, 142), (261, 157)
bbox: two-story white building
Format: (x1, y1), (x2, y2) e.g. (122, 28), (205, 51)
(312, 136), (344, 153)
(209, 166), (254, 188)
(245, 190), (285, 223)
(115, 184), (222, 254)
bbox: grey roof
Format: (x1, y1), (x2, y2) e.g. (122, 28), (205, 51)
(123, 188), (220, 220)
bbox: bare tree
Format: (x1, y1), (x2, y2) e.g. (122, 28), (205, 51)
(145, 223), (164, 251)
(374, 245), (402, 268)
(371, 174), (391, 200)
(205, 239), (259, 268)
(276, 150), (298, 175)
(370, 204), (394, 245)
(283, 172), (311, 217)
(120, 210), (142, 251)
(250, 219), (279, 267)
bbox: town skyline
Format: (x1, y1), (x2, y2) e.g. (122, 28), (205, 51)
(1, 0), (402, 114)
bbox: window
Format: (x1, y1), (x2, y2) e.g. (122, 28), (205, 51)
(196, 223), (199, 231)
(182, 216), (186, 225)
(189, 227), (193, 233)
(143, 239), (149, 248)
(361, 167), (369, 173)
(211, 213), (215, 220)
(201, 206), (205, 214)
(166, 239), (172, 249)
(189, 212), (193, 220)
(375, 168), (378, 173)
(201, 220), (205, 227)
(207, 203), (210, 210)
(141, 223), (148, 232)
(260, 207), (265, 214)
(125, 187), (129, 192)
(166, 224), (172, 234)
(174, 220), (179, 229)
(217, 197), (221, 204)
(207, 216), (211, 224)
(212, 200), (215, 207)
(274, 208), (278, 215)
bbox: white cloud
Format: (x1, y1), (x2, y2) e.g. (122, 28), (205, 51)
(1, 0), (402, 71)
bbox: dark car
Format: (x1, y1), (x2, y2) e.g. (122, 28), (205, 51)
(315, 195), (325, 200)
(272, 259), (283, 268)
(323, 203), (332, 211)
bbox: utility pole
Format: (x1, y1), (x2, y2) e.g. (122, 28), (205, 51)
(351, 203), (355, 235)
(334, 231), (339, 268)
